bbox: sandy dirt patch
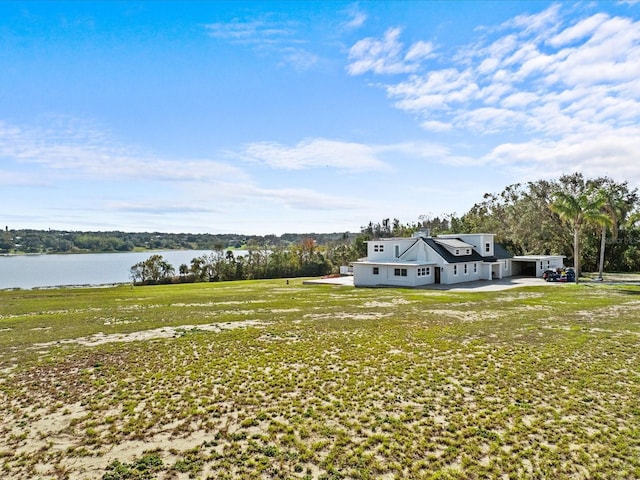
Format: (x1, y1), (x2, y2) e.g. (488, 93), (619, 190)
(33, 320), (269, 348)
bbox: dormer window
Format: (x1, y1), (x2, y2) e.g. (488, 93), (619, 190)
(374, 244), (384, 252)
(485, 243), (490, 253)
(435, 238), (474, 257)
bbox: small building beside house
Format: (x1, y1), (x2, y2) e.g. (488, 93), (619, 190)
(352, 231), (564, 287)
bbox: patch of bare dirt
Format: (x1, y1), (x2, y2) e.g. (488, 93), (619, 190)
(33, 320), (269, 348)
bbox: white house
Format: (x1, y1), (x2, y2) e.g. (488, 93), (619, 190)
(352, 232), (564, 287)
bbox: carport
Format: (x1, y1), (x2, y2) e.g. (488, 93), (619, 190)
(512, 255), (566, 278)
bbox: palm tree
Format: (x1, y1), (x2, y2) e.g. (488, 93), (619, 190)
(595, 185), (629, 281)
(550, 190), (609, 283)
(179, 263), (189, 277)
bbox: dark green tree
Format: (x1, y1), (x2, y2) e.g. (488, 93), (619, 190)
(550, 189), (608, 283)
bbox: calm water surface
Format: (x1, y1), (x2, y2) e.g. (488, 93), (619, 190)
(0, 250), (248, 290)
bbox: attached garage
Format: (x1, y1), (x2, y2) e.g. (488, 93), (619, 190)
(511, 255), (566, 278)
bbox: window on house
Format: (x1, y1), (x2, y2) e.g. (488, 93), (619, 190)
(417, 267), (430, 277)
(464, 264), (468, 274)
(455, 249), (460, 255)
(466, 249), (471, 255)
(485, 243), (490, 253)
(374, 244), (384, 252)
(394, 268), (407, 277)
(453, 265), (458, 275)
(373, 267), (379, 275)
(474, 263), (477, 273)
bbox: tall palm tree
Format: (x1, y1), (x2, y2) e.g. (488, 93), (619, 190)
(596, 185), (629, 281)
(550, 190), (609, 284)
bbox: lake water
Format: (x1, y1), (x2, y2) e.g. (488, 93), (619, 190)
(0, 250), (249, 290)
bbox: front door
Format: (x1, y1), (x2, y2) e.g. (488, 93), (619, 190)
(434, 267), (441, 284)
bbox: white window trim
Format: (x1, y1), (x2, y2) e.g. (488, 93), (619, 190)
(417, 267), (431, 277)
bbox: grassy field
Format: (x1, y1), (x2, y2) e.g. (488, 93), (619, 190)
(1, 279), (639, 479)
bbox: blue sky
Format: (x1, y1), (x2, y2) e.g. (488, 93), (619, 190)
(1, 1), (639, 234)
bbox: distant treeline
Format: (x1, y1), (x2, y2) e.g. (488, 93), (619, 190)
(0, 229), (356, 255)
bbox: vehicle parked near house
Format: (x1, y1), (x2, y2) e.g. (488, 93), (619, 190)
(543, 267), (575, 282)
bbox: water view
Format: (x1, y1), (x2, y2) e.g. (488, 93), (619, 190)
(0, 250), (248, 290)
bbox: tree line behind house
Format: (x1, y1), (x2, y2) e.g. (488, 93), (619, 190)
(5, 172), (640, 283)
(355, 173), (640, 279)
(455, 173), (640, 278)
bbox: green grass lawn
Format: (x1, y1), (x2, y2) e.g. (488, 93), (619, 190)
(1, 279), (639, 479)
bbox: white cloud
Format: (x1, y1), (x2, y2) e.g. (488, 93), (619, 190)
(377, 140), (449, 158)
(347, 27), (437, 75)
(454, 107), (532, 134)
(405, 41), (436, 61)
(253, 186), (367, 210)
(238, 138), (478, 172)
(347, 27), (410, 75)
(387, 69), (479, 113)
(238, 138), (390, 172)
(107, 202), (219, 215)
(499, 91), (537, 109)
(0, 119), (247, 183)
(548, 12), (609, 47)
(420, 120), (452, 132)
(1, 118), (380, 232)
(203, 20), (295, 43)
(344, 3), (640, 193)
(376, 4), (640, 143)
(503, 3), (562, 37)
(343, 5), (367, 30)
(482, 126), (640, 185)
(279, 47), (319, 71)
(203, 19), (318, 70)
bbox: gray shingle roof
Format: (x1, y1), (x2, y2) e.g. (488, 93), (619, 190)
(422, 238), (485, 263)
(422, 237), (513, 263)
(493, 243), (514, 260)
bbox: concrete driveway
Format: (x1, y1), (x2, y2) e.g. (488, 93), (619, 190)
(426, 276), (551, 292)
